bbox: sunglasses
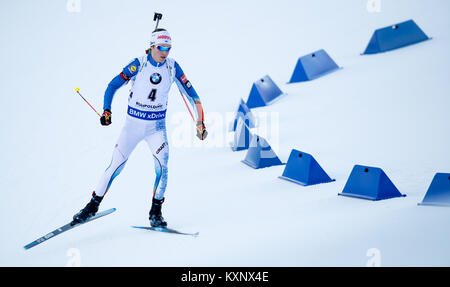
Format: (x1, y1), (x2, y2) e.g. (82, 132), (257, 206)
(156, 45), (171, 52)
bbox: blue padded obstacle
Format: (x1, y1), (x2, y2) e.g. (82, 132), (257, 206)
(231, 118), (254, 152)
(338, 165), (406, 201)
(230, 99), (256, 132)
(418, 173), (450, 207)
(241, 135), (283, 169)
(279, 149), (335, 186)
(246, 75), (283, 109)
(363, 19), (430, 55)
(288, 49), (340, 83)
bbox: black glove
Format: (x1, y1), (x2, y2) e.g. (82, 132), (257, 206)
(100, 109), (112, 126)
(196, 120), (208, 140)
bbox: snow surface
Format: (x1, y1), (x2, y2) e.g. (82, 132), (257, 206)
(1, 0), (450, 266)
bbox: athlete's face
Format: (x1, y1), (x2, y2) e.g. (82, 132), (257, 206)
(151, 44), (171, 63)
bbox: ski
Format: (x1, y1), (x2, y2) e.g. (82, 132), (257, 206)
(132, 225), (199, 237)
(24, 208), (116, 250)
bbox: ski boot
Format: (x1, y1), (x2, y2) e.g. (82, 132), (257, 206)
(149, 197), (167, 228)
(72, 192), (103, 225)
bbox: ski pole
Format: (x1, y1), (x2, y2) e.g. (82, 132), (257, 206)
(178, 89), (196, 123)
(179, 90), (207, 139)
(74, 87), (102, 117)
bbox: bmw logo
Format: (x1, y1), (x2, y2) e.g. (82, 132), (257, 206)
(150, 73), (162, 84)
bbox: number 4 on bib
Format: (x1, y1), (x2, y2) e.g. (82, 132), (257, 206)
(148, 89), (157, 101)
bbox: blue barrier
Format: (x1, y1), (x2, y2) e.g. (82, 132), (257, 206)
(279, 149), (335, 186)
(246, 75), (283, 109)
(363, 19), (430, 55)
(418, 173), (450, 207)
(231, 118), (254, 152)
(230, 99), (256, 132)
(242, 135), (284, 169)
(338, 165), (406, 201)
(288, 49), (341, 83)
